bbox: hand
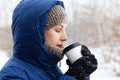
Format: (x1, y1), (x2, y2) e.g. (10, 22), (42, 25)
(81, 45), (98, 76)
(65, 59), (86, 80)
(65, 45), (98, 80)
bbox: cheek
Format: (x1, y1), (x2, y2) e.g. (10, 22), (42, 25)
(45, 32), (59, 45)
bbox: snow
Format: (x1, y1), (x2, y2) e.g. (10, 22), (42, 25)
(1, 0), (120, 79)
(0, 50), (9, 69)
(90, 48), (120, 80)
(0, 47), (120, 80)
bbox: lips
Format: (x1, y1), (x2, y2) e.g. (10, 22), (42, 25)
(57, 45), (63, 48)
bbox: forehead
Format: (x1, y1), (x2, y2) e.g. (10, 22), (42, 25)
(60, 23), (68, 28)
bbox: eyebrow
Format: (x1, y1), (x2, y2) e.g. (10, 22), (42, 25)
(60, 24), (64, 28)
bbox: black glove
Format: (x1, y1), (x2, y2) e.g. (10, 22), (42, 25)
(65, 59), (86, 80)
(81, 45), (98, 76)
(65, 45), (98, 80)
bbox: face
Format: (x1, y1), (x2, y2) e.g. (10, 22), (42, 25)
(45, 23), (68, 49)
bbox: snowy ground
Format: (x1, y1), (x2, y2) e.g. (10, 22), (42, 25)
(90, 48), (120, 80)
(0, 49), (120, 80)
(0, 50), (9, 69)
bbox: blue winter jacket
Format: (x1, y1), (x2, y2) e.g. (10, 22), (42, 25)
(0, 0), (89, 80)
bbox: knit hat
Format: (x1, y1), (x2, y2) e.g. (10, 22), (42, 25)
(46, 5), (67, 30)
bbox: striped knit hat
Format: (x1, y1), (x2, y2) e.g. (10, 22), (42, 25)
(46, 5), (67, 30)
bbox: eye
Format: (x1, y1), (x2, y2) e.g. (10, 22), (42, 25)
(55, 28), (62, 33)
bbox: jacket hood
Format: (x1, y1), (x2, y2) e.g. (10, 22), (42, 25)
(12, 0), (64, 69)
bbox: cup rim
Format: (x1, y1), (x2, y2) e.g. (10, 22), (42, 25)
(63, 42), (81, 54)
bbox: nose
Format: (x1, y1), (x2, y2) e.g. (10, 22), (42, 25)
(61, 31), (68, 41)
